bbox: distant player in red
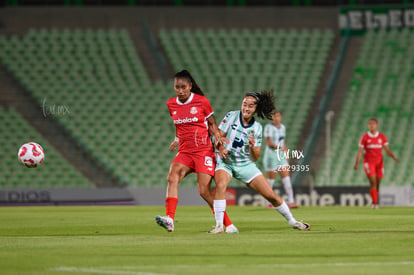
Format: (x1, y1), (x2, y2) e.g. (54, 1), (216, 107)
(155, 70), (238, 233)
(354, 118), (398, 209)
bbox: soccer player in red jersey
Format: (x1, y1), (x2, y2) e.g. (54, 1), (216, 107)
(354, 118), (398, 209)
(155, 70), (238, 233)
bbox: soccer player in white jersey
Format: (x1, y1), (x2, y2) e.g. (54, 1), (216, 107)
(209, 90), (310, 233)
(263, 110), (298, 209)
(155, 70), (238, 233)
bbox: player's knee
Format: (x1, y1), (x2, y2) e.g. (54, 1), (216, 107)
(166, 173), (179, 186)
(214, 182), (227, 195)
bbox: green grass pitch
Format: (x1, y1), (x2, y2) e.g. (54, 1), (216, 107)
(0, 206), (413, 275)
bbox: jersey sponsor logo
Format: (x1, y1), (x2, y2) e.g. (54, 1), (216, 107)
(366, 144), (383, 148)
(204, 156), (213, 167)
(173, 117), (199, 124)
(190, 107), (198, 114)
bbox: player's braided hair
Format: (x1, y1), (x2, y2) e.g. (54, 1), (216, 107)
(174, 70), (204, 96)
(245, 89), (276, 120)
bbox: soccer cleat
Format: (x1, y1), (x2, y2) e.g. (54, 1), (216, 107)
(291, 221), (311, 231)
(371, 204), (379, 210)
(155, 215), (174, 232)
(207, 224), (224, 234)
(225, 224), (239, 234)
(288, 203), (299, 209)
(266, 204), (273, 209)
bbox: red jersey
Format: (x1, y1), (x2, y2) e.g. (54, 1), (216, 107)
(167, 93), (214, 153)
(358, 131), (389, 163)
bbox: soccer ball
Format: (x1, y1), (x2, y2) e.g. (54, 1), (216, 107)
(18, 142), (45, 168)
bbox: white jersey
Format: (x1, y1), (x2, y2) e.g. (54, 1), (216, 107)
(264, 123), (286, 155)
(218, 110), (262, 166)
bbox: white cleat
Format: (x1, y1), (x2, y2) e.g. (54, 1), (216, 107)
(291, 221), (311, 231)
(155, 215), (174, 232)
(207, 224), (224, 234)
(225, 224), (239, 234)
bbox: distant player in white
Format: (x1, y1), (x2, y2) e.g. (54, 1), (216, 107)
(263, 110), (298, 208)
(208, 90), (310, 233)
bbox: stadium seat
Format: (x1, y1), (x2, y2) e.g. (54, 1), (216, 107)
(1, 28), (334, 187)
(316, 29), (414, 187)
(0, 107), (92, 188)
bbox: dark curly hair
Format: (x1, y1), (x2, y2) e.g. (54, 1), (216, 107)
(174, 70), (204, 96)
(244, 89), (276, 120)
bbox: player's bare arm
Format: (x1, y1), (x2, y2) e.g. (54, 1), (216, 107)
(248, 136), (261, 162)
(384, 145), (398, 163)
(207, 115), (222, 146)
(169, 128), (179, 151)
(266, 137), (282, 150)
(354, 147), (364, 170)
(215, 129), (229, 159)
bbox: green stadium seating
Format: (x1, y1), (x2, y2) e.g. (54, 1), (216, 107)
(316, 29), (414, 187)
(1, 28), (334, 187)
(159, 28), (334, 165)
(0, 29), (173, 187)
(0, 107), (91, 188)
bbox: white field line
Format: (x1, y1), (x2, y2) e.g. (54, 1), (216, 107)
(52, 261), (414, 274)
(51, 266), (170, 275)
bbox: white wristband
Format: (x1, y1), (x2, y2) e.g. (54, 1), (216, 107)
(174, 137), (179, 142)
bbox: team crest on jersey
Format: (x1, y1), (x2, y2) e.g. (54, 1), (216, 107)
(204, 156), (213, 167)
(173, 111), (177, 115)
(367, 139), (371, 143)
(190, 107), (198, 114)
(378, 138), (382, 143)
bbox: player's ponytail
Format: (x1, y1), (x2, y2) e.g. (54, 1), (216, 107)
(245, 89), (275, 120)
(174, 70), (204, 96)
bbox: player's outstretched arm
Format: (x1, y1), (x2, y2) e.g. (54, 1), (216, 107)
(384, 145), (398, 163)
(354, 147), (363, 170)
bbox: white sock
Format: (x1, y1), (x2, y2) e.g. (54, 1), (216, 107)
(282, 176), (295, 204)
(275, 201), (297, 226)
(213, 200), (226, 227)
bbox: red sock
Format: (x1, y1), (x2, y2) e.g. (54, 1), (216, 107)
(211, 208), (233, 227)
(166, 197), (178, 220)
(370, 188), (378, 204)
(223, 212), (232, 227)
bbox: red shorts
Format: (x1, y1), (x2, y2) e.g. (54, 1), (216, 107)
(172, 151), (215, 176)
(363, 160), (384, 178)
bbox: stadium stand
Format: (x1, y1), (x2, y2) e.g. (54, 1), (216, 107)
(1, 28), (334, 187)
(0, 29), (175, 187)
(0, 107), (91, 188)
(316, 29), (414, 187)
(159, 28), (334, 151)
